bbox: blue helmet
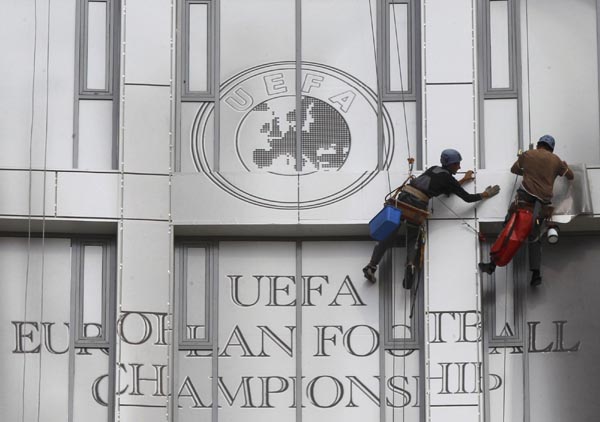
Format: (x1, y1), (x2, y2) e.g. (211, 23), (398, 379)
(440, 149), (462, 167)
(538, 135), (555, 151)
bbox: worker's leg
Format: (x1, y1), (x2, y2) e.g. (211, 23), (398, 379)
(364, 224), (402, 283)
(403, 223), (421, 289)
(528, 222), (542, 286)
(529, 204), (543, 286)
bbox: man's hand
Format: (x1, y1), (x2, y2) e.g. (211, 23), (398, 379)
(562, 161), (575, 180)
(459, 170), (475, 185)
(481, 185), (500, 199)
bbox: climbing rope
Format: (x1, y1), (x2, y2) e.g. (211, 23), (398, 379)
(22, 1), (38, 420)
(36, 2), (52, 422)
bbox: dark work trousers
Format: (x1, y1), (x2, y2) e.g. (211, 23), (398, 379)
(369, 221), (422, 268)
(514, 189), (548, 272)
(369, 192), (428, 268)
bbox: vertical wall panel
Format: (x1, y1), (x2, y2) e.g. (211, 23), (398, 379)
(124, 0), (171, 84)
(302, 242), (380, 420)
(301, 0), (379, 172)
(78, 99), (113, 169)
(524, 0), (600, 163)
(47, 0), (77, 169)
(219, 0), (295, 173)
(525, 236), (600, 421)
(188, 3), (209, 93)
(218, 241), (296, 421)
(0, 1), (36, 167)
(389, 3), (409, 91)
(123, 86), (171, 174)
(86, 1), (108, 91)
(483, 99), (519, 170)
(72, 351), (109, 422)
(117, 221), (170, 418)
(489, 1), (510, 89)
(82, 245), (104, 327)
(425, 84), (475, 168)
(424, 0), (473, 83)
(184, 247), (207, 338)
(0, 0), (75, 169)
(0, 238), (72, 422)
(426, 221), (481, 419)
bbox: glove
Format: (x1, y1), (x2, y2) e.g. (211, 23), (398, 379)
(481, 185), (500, 199)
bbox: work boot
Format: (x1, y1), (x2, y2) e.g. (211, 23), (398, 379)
(478, 262), (496, 275)
(363, 264), (377, 284)
(530, 270), (542, 287)
(403, 264), (416, 290)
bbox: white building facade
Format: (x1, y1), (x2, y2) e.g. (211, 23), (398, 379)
(1, 0), (599, 421)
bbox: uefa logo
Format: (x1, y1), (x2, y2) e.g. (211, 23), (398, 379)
(192, 61), (395, 210)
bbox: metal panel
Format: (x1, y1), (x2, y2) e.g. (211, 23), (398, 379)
(220, 0), (294, 79)
(86, 1), (108, 90)
(0, 238), (72, 421)
(176, 350), (213, 421)
(489, 1), (510, 89)
(298, 171), (390, 225)
(117, 221), (170, 416)
(187, 2), (209, 93)
(72, 351), (109, 422)
(123, 174), (170, 220)
(56, 172), (119, 218)
(302, 0), (378, 92)
(424, 0), (473, 83)
(78, 99), (114, 170)
(124, 0), (171, 84)
(427, 220), (479, 309)
(301, 241), (382, 420)
(123, 85), (171, 174)
(588, 167), (600, 213)
(483, 99), (519, 170)
(0, 0), (76, 169)
(120, 221), (170, 310)
(425, 84), (475, 168)
(82, 245), (104, 327)
(170, 173), (299, 224)
(388, 3), (409, 92)
(0, 1), (36, 168)
(179, 244), (210, 344)
(47, 0), (77, 169)
(475, 170), (523, 221)
(523, 0), (600, 164)
(525, 236), (600, 421)
(426, 220), (482, 414)
(179, 101), (211, 172)
(0, 170), (55, 217)
(384, 101), (418, 173)
(217, 241), (296, 421)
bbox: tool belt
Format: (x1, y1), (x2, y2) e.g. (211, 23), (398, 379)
(401, 184), (431, 203)
(509, 199), (554, 220)
(385, 186), (430, 225)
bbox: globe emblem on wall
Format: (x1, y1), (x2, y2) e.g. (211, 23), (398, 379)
(238, 96), (351, 175)
(191, 62), (394, 210)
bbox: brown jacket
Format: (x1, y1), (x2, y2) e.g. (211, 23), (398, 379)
(510, 148), (574, 202)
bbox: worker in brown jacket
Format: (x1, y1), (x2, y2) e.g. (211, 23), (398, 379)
(479, 135), (574, 286)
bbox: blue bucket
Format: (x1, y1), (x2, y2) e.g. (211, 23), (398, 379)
(369, 205), (402, 241)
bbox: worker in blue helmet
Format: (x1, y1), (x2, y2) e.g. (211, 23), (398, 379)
(363, 149), (501, 287)
(479, 135), (574, 286)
